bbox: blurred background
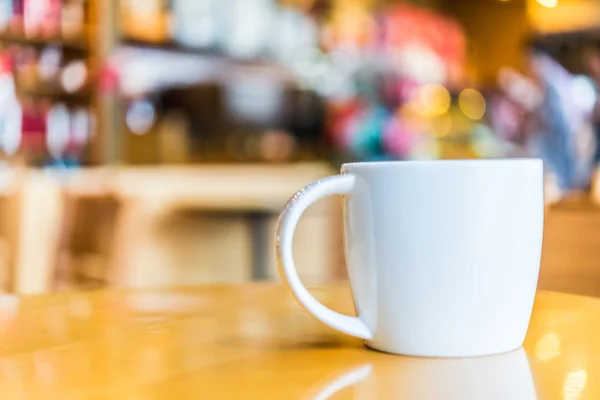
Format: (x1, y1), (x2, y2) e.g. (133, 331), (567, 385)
(0, 0), (598, 296)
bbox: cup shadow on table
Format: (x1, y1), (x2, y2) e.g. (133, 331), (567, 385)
(305, 348), (537, 400)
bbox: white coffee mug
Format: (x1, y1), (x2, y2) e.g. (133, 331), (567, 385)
(276, 159), (544, 357)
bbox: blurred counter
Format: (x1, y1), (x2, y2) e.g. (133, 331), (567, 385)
(2, 163), (344, 294)
(62, 163), (335, 211)
(103, 163), (342, 289)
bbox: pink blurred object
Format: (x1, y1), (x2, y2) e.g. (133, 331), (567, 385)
(98, 64), (120, 94)
(41, 0), (61, 38)
(382, 114), (413, 158)
(488, 95), (525, 142)
(379, 4), (465, 85)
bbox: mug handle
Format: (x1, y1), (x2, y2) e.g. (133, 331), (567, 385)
(276, 174), (372, 340)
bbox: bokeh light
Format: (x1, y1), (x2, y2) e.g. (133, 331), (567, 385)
(415, 83), (451, 118)
(537, 0), (558, 8)
(60, 60), (88, 93)
(459, 88), (486, 120)
(259, 130), (296, 162)
(430, 114), (453, 138)
(126, 99), (156, 135)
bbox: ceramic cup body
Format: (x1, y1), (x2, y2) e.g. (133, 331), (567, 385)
(276, 159), (544, 357)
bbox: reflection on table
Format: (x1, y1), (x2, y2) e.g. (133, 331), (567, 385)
(0, 285), (598, 398)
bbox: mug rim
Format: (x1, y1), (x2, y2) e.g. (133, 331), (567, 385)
(342, 158), (542, 169)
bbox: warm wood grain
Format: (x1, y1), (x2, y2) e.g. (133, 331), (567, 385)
(0, 284), (598, 399)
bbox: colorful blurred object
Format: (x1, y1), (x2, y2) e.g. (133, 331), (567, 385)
(323, 3), (510, 163)
(379, 4), (466, 85)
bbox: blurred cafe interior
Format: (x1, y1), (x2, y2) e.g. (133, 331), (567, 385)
(0, 0), (598, 297)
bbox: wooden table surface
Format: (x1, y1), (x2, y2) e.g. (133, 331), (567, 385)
(0, 284), (598, 399)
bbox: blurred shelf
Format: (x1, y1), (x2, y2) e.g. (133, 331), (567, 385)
(116, 38), (295, 95)
(121, 37), (276, 67)
(122, 37), (222, 56)
(0, 33), (89, 52)
(17, 86), (92, 103)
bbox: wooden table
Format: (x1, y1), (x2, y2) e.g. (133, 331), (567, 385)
(0, 285), (598, 399)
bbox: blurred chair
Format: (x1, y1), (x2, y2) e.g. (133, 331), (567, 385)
(52, 168), (120, 291)
(54, 194), (121, 291)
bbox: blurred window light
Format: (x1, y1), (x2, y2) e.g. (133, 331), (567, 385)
(537, 0), (558, 8)
(459, 88), (486, 120)
(572, 75), (596, 114)
(126, 99), (156, 135)
(415, 83), (451, 118)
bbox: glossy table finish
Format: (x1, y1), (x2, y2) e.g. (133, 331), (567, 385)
(0, 285), (598, 399)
